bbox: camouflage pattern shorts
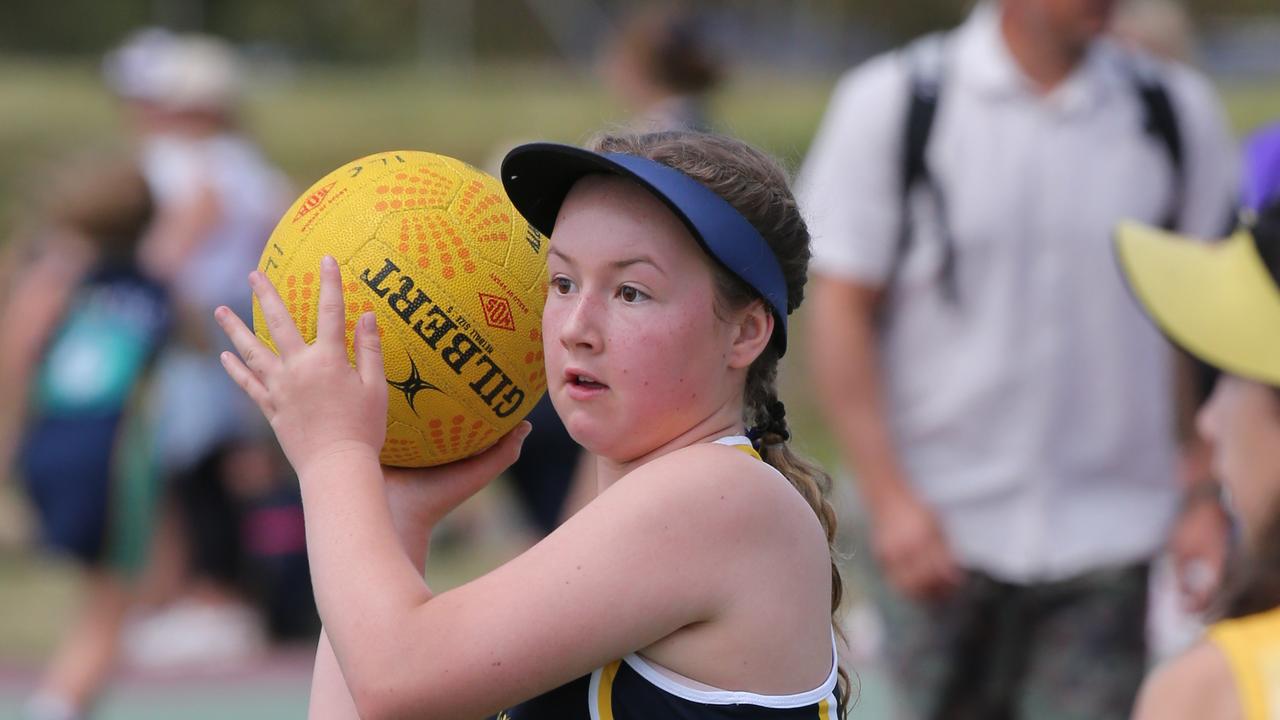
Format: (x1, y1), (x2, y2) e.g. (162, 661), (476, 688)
(865, 560), (1149, 720)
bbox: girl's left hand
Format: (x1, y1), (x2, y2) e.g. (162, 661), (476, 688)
(383, 420), (532, 533)
(215, 256), (388, 479)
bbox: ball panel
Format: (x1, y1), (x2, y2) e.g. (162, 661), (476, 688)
(282, 152), (405, 240)
(383, 419), (430, 466)
(365, 206), (545, 394)
(345, 236), (536, 462)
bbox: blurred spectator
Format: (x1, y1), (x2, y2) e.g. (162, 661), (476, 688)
(1120, 196), (1280, 719)
(103, 30), (315, 663)
(799, 0), (1238, 717)
(0, 156), (170, 720)
(1112, 0), (1198, 64)
(600, 5), (724, 133)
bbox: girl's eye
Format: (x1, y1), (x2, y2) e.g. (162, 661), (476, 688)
(618, 285), (649, 303)
(550, 276), (575, 295)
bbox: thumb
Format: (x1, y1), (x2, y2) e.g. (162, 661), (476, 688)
(355, 311), (384, 386)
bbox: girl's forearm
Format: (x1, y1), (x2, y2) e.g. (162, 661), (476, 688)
(299, 450), (435, 679)
(307, 480), (437, 720)
(308, 629), (360, 719)
(388, 501), (433, 574)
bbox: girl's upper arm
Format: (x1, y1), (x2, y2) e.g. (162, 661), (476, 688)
(362, 445), (780, 719)
(0, 247), (84, 381)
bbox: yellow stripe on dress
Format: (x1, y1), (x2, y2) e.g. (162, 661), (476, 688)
(818, 694), (839, 720)
(730, 443), (762, 461)
(595, 660), (620, 720)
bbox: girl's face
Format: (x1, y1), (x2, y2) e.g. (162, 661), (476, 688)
(542, 175), (760, 462)
(1197, 375), (1280, 545)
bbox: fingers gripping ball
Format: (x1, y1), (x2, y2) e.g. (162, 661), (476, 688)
(254, 151), (549, 466)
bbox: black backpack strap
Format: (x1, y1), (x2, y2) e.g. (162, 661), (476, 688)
(890, 33), (959, 302)
(901, 40), (943, 203)
(1126, 55), (1185, 230)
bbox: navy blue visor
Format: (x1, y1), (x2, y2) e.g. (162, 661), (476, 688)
(501, 142), (789, 354)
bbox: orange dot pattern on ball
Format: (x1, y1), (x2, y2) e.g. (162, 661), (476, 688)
(253, 150), (549, 467)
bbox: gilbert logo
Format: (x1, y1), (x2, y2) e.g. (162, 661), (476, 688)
(292, 182), (337, 223)
(479, 293), (515, 331)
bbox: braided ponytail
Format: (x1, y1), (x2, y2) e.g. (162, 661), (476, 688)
(746, 352), (851, 715)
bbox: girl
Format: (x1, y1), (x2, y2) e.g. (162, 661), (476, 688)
(215, 131), (848, 719)
(1119, 197), (1280, 719)
(0, 157), (170, 720)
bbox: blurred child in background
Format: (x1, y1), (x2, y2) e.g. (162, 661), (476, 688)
(1125, 120), (1280, 720)
(600, 5), (724, 133)
(0, 156), (170, 720)
(1122, 192), (1280, 718)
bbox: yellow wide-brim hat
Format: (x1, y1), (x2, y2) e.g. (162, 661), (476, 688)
(1115, 217), (1280, 387)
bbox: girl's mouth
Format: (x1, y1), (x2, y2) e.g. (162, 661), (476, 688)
(564, 369), (609, 398)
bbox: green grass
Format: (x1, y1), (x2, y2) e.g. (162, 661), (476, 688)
(0, 58), (839, 228)
(0, 56), (1278, 669)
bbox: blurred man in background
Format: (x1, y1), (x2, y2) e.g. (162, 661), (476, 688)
(799, 0), (1238, 717)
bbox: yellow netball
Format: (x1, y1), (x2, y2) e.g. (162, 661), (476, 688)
(254, 151), (549, 467)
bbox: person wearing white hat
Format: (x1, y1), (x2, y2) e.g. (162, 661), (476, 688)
(104, 31), (297, 668)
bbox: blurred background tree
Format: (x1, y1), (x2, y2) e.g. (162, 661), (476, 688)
(2, 0), (1276, 63)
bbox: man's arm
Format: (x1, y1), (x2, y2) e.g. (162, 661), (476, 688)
(806, 275), (961, 600)
(1168, 350), (1231, 611)
(1163, 61), (1241, 610)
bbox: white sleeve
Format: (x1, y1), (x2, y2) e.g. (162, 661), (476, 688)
(796, 54), (910, 285)
(1163, 63), (1240, 238)
(141, 139), (207, 207)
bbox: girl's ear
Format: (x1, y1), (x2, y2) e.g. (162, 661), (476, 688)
(727, 299), (773, 370)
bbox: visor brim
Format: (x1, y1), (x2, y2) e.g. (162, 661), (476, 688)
(1116, 220), (1280, 387)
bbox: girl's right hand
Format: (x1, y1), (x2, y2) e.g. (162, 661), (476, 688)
(215, 257), (388, 480)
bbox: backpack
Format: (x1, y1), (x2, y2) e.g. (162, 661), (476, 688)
(889, 32), (1185, 301)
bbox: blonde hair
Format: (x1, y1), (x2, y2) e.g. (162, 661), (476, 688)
(590, 130), (850, 714)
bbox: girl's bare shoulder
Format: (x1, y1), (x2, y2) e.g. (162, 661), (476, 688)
(1133, 640), (1240, 720)
(606, 441), (826, 544)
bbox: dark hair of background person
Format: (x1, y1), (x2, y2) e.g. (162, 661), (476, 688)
(613, 6), (723, 96)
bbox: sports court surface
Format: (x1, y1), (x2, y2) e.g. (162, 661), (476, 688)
(0, 649), (893, 718)
(0, 649), (313, 720)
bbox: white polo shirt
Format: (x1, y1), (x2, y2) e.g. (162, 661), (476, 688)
(798, 4), (1238, 582)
